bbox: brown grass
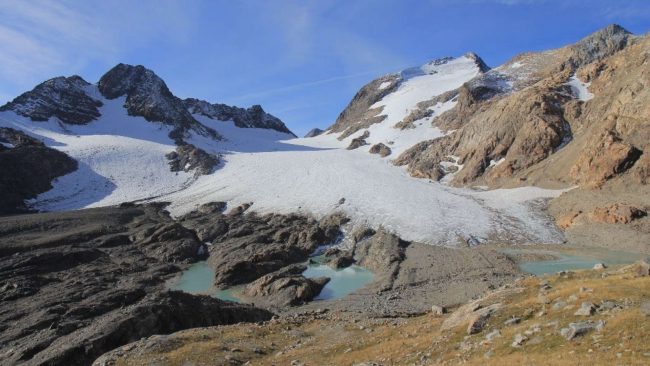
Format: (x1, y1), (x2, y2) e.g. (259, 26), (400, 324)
(113, 266), (650, 366)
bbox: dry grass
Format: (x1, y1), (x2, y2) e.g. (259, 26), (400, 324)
(111, 265), (650, 366)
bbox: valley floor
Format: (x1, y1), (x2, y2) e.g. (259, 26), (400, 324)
(96, 261), (650, 366)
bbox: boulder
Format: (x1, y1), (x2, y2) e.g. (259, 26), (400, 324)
(560, 320), (604, 340)
(243, 265), (330, 307)
(431, 305), (446, 316)
(369, 143), (392, 157)
(574, 302), (597, 316)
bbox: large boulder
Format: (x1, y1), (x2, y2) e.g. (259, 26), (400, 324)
(243, 265), (329, 307)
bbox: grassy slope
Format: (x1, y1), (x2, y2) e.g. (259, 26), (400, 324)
(107, 263), (650, 366)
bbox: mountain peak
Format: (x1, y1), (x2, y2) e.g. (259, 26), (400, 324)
(0, 75), (102, 124)
(568, 24), (632, 67)
(98, 63), (221, 143)
(463, 52), (490, 73)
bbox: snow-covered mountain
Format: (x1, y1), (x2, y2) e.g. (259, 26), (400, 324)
(4, 24), (643, 248)
(0, 58), (566, 246)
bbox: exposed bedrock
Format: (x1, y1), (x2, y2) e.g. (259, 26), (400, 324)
(0, 128), (78, 215)
(178, 204), (349, 288)
(242, 264), (330, 308)
(0, 204), (272, 366)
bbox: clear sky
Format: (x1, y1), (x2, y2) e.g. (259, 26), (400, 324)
(1, 0), (649, 136)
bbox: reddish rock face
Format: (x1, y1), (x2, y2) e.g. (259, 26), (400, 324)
(555, 204), (647, 229)
(588, 204), (647, 224)
(570, 130), (642, 188)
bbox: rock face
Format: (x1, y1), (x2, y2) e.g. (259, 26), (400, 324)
(98, 64), (220, 143)
(0, 128), (77, 214)
(166, 144), (220, 176)
(0, 76), (102, 124)
(347, 130), (370, 150)
(394, 25), (637, 188)
(184, 98), (295, 136)
(304, 128), (324, 137)
(243, 265), (329, 307)
(178, 208), (348, 288)
(369, 143), (392, 157)
(0, 204), (273, 366)
(328, 74), (400, 139)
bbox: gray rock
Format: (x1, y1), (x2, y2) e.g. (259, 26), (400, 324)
(511, 333), (528, 347)
(369, 143), (392, 157)
(0, 128), (78, 214)
(560, 320), (605, 340)
(485, 329), (501, 341)
(184, 98), (295, 136)
(347, 130), (370, 150)
(431, 305), (446, 316)
(98, 64), (221, 143)
(0, 75), (102, 124)
(304, 128), (324, 138)
(574, 302), (597, 316)
(243, 265), (330, 307)
(504, 317), (521, 326)
(0, 204), (273, 366)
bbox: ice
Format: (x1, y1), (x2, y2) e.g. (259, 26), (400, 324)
(566, 75), (594, 102)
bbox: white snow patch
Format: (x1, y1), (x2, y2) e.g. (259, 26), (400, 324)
(566, 75), (594, 102)
(489, 158), (506, 167)
(510, 61), (524, 69)
(439, 155), (464, 184)
(378, 81), (392, 90)
(0, 142), (14, 148)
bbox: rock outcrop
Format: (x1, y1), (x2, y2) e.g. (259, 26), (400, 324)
(304, 128), (324, 137)
(0, 128), (77, 214)
(243, 265), (329, 307)
(369, 142), (392, 157)
(178, 208), (348, 287)
(0, 76), (102, 124)
(0, 204), (273, 366)
(166, 143), (220, 176)
(184, 98), (295, 136)
(394, 25), (638, 188)
(98, 64), (221, 143)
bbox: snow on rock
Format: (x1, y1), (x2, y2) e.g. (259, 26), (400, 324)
(370, 55), (481, 129)
(0, 93), (195, 211)
(378, 81), (392, 90)
(566, 75), (594, 102)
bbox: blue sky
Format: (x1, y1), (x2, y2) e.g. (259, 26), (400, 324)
(1, 0), (649, 136)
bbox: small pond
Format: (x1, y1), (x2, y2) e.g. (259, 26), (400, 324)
(170, 256), (374, 302)
(501, 247), (640, 276)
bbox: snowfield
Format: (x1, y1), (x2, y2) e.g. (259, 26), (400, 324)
(0, 56), (570, 246)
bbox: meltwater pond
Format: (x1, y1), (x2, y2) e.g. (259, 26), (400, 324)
(303, 261), (374, 300)
(502, 247), (640, 276)
(170, 258), (374, 302)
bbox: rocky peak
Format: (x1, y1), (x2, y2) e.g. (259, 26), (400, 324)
(98, 63), (221, 143)
(464, 52), (491, 73)
(567, 24), (632, 68)
(183, 98), (295, 136)
(0, 75), (102, 124)
(304, 128), (324, 138)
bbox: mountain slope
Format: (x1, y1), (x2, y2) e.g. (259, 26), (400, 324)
(0, 64), (295, 214)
